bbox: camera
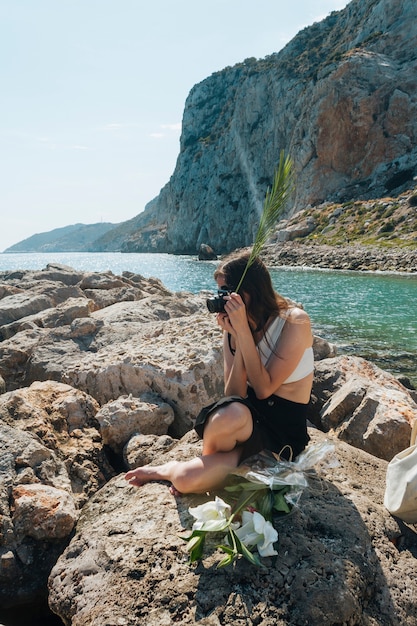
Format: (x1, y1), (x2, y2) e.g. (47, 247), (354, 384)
(206, 289), (231, 313)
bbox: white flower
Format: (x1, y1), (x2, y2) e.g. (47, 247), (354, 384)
(235, 510), (278, 557)
(188, 496), (232, 532)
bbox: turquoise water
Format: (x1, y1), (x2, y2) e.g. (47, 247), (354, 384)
(1, 252), (416, 383)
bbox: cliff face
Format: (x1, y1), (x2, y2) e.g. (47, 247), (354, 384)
(118, 0), (417, 254)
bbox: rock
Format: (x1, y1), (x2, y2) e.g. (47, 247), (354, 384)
(262, 241), (417, 273)
(275, 218), (317, 242)
(0, 284), (23, 300)
(0, 268), (223, 437)
(0, 292), (57, 327)
(198, 244), (217, 260)
(30, 264), (85, 285)
(0, 381), (115, 609)
(0, 297), (94, 340)
(0, 421), (75, 607)
(95, 393), (175, 454)
(48, 429), (417, 626)
(79, 272), (131, 290)
(82, 286), (138, 309)
(397, 375), (416, 391)
(123, 433), (178, 468)
(69, 316), (103, 338)
(12, 483), (78, 541)
(313, 335), (337, 360)
(0, 381), (114, 507)
(0, 267), (416, 621)
(309, 355), (417, 461)
(0, 268), (413, 457)
(0, 295), (224, 437)
(123, 428), (201, 470)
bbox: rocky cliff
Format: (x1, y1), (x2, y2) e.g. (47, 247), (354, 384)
(112, 0), (417, 254)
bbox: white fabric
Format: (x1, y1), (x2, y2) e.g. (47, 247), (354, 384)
(384, 420), (417, 523)
(256, 316), (314, 383)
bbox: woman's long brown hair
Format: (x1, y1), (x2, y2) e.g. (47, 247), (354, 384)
(214, 251), (289, 332)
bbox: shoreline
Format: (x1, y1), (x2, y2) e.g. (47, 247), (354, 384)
(261, 242), (417, 274)
(1, 243), (417, 276)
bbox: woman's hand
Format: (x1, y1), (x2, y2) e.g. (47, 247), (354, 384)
(216, 293), (248, 337)
(216, 311), (235, 338)
(223, 293), (249, 333)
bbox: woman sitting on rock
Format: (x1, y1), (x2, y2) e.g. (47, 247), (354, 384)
(125, 251), (314, 494)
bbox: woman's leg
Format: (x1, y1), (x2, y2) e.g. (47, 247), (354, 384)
(202, 402), (253, 455)
(124, 402), (252, 494)
(124, 448), (241, 494)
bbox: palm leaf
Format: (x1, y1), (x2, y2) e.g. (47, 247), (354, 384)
(235, 151), (294, 293)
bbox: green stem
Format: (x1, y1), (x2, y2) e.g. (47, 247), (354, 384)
(228, 527), (238, 554)
(229, 491), (257, 523)
(235, 151), (294, 293)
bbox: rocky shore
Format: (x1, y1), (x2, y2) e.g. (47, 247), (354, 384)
(0, 263), (416, 625)
(262, 242), (417, 273)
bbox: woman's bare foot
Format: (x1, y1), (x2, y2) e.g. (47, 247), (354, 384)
(125, 450), (241, 495)
(125, 461), (177, 487)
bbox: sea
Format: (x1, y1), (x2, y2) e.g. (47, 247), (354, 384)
(1, 251), (416, 385)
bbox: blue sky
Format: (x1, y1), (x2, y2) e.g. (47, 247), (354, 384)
(0, 0), (349, 252)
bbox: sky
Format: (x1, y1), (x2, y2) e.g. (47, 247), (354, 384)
(0, 0), (350, 253)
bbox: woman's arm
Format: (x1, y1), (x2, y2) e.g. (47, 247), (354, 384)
(224, 342), (247, 396)
(223, 294), (312, 400)
(242, 309), (312, 399)
(217, 314), (248, 396)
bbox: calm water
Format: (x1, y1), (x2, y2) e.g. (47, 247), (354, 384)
(1, 252), (416, 384)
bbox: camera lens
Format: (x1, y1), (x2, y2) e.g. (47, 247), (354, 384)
(206, 296), (226, 313)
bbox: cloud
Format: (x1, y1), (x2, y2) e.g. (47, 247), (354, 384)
(99, 121), (181, 139)
(161, 123), (181, 132)
(149, 122), (181, 139)
(102, 123), (125, 130)
(101, 122), (141, 131)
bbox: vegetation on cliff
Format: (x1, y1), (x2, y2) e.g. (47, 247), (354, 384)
(280, 188), (417, 249)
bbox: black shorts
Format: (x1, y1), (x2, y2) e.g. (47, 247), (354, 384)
(194, 387), (310, 463)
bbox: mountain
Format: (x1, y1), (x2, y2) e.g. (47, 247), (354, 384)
(5, 0), (417, 256)
(3, 222), (118, 254)
(118, 0), (417, 254)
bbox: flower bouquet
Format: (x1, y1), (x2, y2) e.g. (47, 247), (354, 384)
(182, 440), (335, 568)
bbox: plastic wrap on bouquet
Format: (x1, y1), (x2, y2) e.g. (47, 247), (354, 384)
(229, 440), (337, 510)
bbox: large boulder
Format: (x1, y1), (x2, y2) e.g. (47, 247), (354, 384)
(0, 380), (113, 507)
(0, 422), (79, 609)
(0, 381), (115, 608)
(0, 297), (94, 340)
(309, 355), (417, 461)
(48, 429), (417, 626)
(95, 393), (175, 454)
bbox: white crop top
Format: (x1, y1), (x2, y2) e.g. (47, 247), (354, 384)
(256, 315), (314, 384)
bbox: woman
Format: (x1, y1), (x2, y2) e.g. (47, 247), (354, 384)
(125, 251), (314, 494)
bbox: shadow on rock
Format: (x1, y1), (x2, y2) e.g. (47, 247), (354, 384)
(47, 431), (417, 625)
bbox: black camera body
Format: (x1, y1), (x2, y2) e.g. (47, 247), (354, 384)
(206, 289), (231, 313)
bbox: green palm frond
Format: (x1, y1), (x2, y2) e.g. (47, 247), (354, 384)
(235, 151), (294, 293)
